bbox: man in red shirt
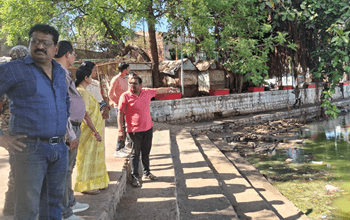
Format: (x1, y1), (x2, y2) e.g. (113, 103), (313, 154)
(118, 76), (177, 187)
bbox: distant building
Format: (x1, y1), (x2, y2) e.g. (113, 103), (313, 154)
(196, 61), (226, 93)
(133, 31), (204, 62)
(159, 58), (199, 97)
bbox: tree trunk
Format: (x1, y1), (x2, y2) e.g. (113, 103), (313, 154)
(148, 23), (164, 87)
(236, 74), (243, 93)
(120, 44), (151, 62)
(146, 4), (164, 88)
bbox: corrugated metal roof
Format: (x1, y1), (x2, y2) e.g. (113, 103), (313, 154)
(159, 59), (188, 75)
(195, 60), (216, 71)
(129, 63), (152, 70)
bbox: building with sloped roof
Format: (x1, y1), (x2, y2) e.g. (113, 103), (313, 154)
(159, 59), (199, 97)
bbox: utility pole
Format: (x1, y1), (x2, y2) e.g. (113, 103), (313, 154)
(143, 18), (146, 49)
(180, 34), (184, 95)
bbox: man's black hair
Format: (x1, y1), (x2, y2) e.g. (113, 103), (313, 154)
(118, 62), (129, 73)
(128, 71), (137, 78)
(28, 24), (59, 45)
(131, 76), (142, 84)
(55, 41), (73, 58)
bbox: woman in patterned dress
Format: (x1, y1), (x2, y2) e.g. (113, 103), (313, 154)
(74, 61), (110, 195)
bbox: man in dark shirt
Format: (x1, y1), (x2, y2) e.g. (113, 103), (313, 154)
(0, 24), (70, 220)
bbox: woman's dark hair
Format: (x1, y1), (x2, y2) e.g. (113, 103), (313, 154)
(118, 62), (129, 73)
(28, 24), (59, 45)
(55, 41), (73, 58)
(75, 61), (96, 87)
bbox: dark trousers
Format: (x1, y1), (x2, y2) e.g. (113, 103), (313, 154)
(127, 127), (153, 178)
(60, 125), (81, 218)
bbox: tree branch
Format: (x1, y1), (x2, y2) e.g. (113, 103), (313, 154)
(119, 44), (151, 62)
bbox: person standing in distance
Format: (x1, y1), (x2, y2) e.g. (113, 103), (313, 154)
(109, 62), (131, 158)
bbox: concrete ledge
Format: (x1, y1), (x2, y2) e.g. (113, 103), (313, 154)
(194, 134), (279, 219)
(98, 166), (127, 220)
(102, 160), (128, 220)
(173, 130), (238, 220)
(188, 98), (350, 134)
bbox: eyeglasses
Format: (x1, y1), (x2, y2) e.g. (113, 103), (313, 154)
(30, 38), (54, 47)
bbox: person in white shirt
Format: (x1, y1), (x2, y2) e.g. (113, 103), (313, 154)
(86, 72), (111, 149)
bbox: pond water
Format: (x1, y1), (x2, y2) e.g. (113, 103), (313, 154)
(299, 113), (350, 219)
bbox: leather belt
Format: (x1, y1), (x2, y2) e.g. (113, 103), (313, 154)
(27, 136), (64, 145)
(71, 121), (82, 127)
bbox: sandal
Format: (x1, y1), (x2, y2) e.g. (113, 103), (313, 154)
(82, 189), (100, 195)
(131, 176), (141, 187)
(143, 173), (158, 180)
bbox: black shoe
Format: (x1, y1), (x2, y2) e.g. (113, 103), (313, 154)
(131, 176), (141, 187)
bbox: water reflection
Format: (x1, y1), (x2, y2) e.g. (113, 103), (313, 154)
(286, 147), (305, 163)
(301, 113), (350, 143)
(324, 126), (350, 142)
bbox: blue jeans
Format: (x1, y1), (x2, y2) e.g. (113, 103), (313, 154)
(61, 125), (81, 218)
(3, 154), (15, 215)
(13, 139), (68, 220)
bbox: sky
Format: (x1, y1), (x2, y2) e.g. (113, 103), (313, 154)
(128, 17), (169, 33)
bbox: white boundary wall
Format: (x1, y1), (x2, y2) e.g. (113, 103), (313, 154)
(150, 86), (349, 124)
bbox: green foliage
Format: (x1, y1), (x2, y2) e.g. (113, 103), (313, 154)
(0, 0), (57, 44)
(0, 0), (134, 49)
(166, 0), (294, 86)
(258, 0), (350, 118)
(299, 0), (350, 118)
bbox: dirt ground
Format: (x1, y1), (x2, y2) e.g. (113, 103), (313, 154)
(222, 118), (307, 157)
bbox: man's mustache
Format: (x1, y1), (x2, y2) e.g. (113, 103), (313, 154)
(34, 49), (47, 54)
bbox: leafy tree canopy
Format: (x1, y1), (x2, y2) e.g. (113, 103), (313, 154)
(266, 0), (350, 118)
(166, 0), (296, 87)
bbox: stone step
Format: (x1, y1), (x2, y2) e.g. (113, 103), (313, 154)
(194, 134), (279, 220)
(172, 130), (238, 220)
(212, 138), (309, 220)
(115, 129), (177, 219)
